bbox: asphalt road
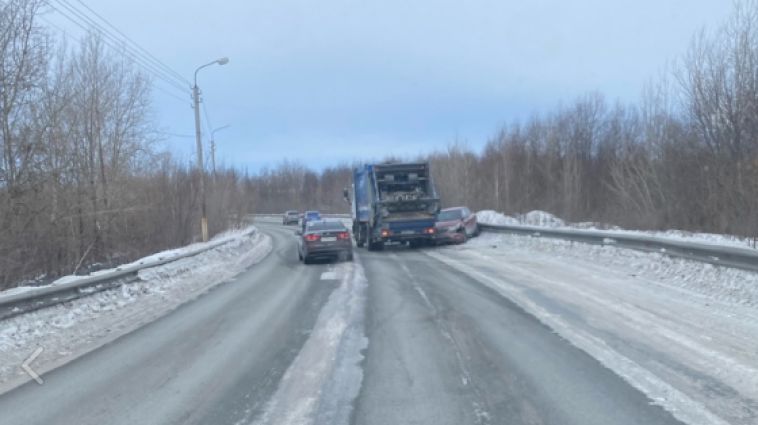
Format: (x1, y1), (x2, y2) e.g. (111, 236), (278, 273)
(0, 222), (684, 425)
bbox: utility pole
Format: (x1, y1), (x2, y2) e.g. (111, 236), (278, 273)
(210, 124), (230, 183)
(192, 83), (207, 242)
(193, 57), (229, 242)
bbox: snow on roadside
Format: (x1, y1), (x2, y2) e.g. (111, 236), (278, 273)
(475, 210), (520, 226)
(476, 209), (758, 250)
(0, 227), (272, 393)
(0, 226), (261, 300)
(476, 209), (564, 227)
(478, 233), (758, 307)
(432, 233), (758, 425)
(126, 226), (261, 266)
(251, 258), (368, 425)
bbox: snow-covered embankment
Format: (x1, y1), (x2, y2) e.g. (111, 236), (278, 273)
(431, 231), (758, 425)
(0, 227), (272, 393)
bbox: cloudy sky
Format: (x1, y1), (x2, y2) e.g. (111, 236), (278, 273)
(46, 0), (730, 171)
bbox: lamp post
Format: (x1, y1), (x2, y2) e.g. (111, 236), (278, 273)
(193, 57), (229, 242)
(210, 124), (231, 181)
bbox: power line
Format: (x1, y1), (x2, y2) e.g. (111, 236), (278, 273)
(51, 0), (188, 92)
(56, 0), (188, 89)
(154, 85), (192, 105)
(73, 0), (190, 87)
(202, 100), (214, 138)
(157, 131), (195, 139)
(40, 15), (191, 106)
(49, 0), (190, 96)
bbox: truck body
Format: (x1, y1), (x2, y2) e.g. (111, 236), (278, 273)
(346, 162), (441, 250)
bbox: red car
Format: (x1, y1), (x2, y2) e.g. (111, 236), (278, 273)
(435, 207), (479, 244)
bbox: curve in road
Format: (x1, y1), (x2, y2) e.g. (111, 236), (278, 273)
(0, 222), (686, 425)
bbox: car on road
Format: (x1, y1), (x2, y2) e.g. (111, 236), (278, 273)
(435, 206), (479, 244)
(302, 210), (321, 223)
(297, 220), (353, 263)
(282, 210), (299, 225)
(300, 210), (321, 230)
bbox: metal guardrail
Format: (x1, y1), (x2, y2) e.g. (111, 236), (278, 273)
(251, 213), (758, 271)
(479, 223), (758, 272)
(250, 213), (351, 219)
(0, 229), (257, 320)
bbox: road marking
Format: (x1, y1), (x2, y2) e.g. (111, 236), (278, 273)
(22, 347), (44, 385)
(320, 271), (338, 280)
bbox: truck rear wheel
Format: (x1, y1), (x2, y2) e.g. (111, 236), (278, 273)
(354, 223), (367, 247)
(368, 240), (384, 251)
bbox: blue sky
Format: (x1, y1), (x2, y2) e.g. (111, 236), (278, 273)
(47, 0), (731, 171)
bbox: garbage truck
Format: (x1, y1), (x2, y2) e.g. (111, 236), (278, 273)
(344, 162), (441, 251)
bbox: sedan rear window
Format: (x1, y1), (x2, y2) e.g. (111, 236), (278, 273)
(438, 209), (463, 221)
(306, 221), (346, 231)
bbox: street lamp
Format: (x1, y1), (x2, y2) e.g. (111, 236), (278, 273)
(210, 124), (231, 181)
(193, 57), (229, 242)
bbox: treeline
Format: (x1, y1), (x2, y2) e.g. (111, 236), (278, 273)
(4, 0), (757, 288)
(243, 161), (353, 214)
(0, 1), (249, 288)
(250, 1), (758, 240)
(431, 1), (758, 236)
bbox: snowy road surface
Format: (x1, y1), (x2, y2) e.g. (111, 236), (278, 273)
(1, 222), (754, 424)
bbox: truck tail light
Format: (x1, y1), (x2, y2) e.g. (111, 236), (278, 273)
(380, 229), (391, 238)
(337, 232), (350, 240)
(424, 227), (436, 235)
(304, 234), (320, 242)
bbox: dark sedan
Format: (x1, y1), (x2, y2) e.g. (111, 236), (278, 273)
(297, 220), (353, 264)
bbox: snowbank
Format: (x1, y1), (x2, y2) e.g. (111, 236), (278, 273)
(433, 234), (758, 424)
(476, 209), (757, 250)
(0, 227), (261, 301)
(476, 209), (564, 227)
(0, 227), (272, 393)
(521, 210), (565, 227)
(475, 210), (520, 226)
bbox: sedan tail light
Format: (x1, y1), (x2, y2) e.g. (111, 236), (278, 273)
(337, 232), (350, 240)
(304, 234), (320, 242)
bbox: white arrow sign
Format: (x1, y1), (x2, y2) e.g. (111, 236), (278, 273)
(22, 347), (44, 385)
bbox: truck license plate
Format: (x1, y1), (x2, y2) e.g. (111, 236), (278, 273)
(401, 230), (415, 235)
